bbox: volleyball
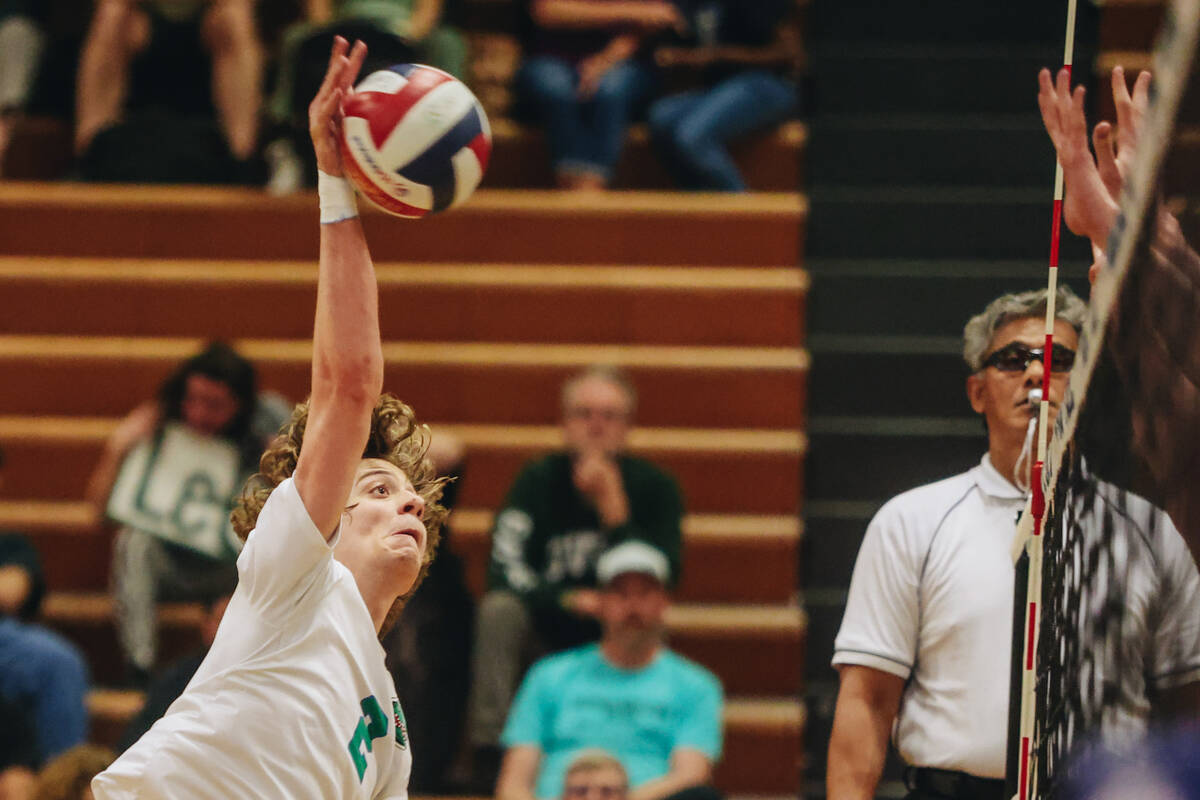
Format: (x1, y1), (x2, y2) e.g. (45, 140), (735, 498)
(340, 64), (491, 219)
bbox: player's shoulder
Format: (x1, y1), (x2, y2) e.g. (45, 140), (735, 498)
(244, 476), (301, 539)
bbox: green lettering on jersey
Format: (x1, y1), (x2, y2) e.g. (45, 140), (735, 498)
(347, 695), (391, 782)
(362, 695), (387, 740)
(348, 717), (371, 780)
(392, 699), (408, 748)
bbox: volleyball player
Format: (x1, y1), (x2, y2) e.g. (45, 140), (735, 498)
(92, 36), (448, 798)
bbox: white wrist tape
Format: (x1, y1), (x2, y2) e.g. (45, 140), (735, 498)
(318, 171), (358, 224)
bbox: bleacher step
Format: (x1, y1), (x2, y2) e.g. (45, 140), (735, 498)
(808, 114), (1051, 188)
(806, 185), (1095, 261)
(9, 502), (801, 605)
(0, 335), (808, 429)
(0, 257), (808, 347)
(0, 417), (806, 514)
(50, 593), (804, 696)
(0, 183), (805, 267)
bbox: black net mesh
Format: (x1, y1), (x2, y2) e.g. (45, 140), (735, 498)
(1009, 4), (1200, 797)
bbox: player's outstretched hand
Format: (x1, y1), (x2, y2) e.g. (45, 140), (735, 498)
(1037, 67), (1119, 249)
(309, 36), (368, 177)
(1092, 66), (1151, 201)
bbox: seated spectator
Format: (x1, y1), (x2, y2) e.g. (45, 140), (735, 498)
(115, 590), (231, 752)
(84, 341), (290, 686)
(515, 0), (683, 191)
(468, 365), (684, 787)
(562, 750), (629, 800)
(0, 0), (46, 175)
(647, 0), (800, 192)
(264, 0), (467, 193)
(74, 0), (264, 182)
(381, 429), (475, 793)
(495, 542), (723, 800)
(34, 745), (114, 800)
(0, 445), (90, 776)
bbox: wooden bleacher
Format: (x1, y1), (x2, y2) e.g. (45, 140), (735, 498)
(0, 184), (806, 796)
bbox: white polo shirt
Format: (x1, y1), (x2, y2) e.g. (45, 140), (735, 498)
(832, 454), (1200, 779)
(94, 477), (412, 799)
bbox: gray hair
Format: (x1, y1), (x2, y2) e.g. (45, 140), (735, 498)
(963, 286), (1088, 372)
(561, 365), (638, 417)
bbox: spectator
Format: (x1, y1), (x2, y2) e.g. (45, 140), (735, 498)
(467, 365), (684, 787)
(264, 0), (468, 193)
(647, 0), (800, 191)
(826, 288), (1200, 800)
(115, 591), (231, 752)
(74, 0), (264, 181)
(34, 745), (114, 800)
(0, 447), (90, 776)
(84, 341), (289, 686)
(515, 0), (683, 191)
(0, 0), (46, 176)
(495, 541), (723, 800)
(381, 429), (475, 793)
(562, 750), (629, 800)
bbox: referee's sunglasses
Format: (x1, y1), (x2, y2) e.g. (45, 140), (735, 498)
(982, 342), (1076, 373)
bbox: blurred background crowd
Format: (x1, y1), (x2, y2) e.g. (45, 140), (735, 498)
(0, 0), (802, 192)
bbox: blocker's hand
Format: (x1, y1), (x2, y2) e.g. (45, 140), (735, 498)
(1037, 67), (1118, 249)
(309, 36), (368, 177)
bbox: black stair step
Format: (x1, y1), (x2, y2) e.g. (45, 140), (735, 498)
(812, 45), (1064, 115)
(808, 0), (1098, 46)
(802, 592), (847, 682)
(801, 505), (878, 592)
(805, 426), (987, 502)
(807, 343), (975, 418)
(805, 186), (1096, 260)
(806, 114), (1053, 188)
(806, 261), (1091, 337)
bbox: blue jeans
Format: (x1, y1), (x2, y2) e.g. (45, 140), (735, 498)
(0, 617), (89, 762)
(648, 70), (797, 191)
(517, 54), (654, 181)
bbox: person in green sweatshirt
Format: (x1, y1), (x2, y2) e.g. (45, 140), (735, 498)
(466, 365), (684, 791)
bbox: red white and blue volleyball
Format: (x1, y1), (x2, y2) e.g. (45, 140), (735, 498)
(340, 64), (491, 219)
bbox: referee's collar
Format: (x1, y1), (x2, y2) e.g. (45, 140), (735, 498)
(978, 454), (1025, 500)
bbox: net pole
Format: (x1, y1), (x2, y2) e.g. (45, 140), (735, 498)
(1015, 3), (1078, 798)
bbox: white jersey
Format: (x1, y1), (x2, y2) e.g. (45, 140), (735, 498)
(94, 477), (412, 799)
(832, 454), (1200, 779)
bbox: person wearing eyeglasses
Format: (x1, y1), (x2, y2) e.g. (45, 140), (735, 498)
(826, 287), (1200, 800)
(467, 365), (685, 793)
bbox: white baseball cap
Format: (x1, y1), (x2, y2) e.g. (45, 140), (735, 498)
(596, 541), (670, 585)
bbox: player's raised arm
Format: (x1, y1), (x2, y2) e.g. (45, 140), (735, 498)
(293, 37), (380, 540)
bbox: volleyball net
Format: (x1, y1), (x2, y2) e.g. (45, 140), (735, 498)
(1006, 1), (1200, 797)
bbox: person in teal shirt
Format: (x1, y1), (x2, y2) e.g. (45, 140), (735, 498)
(496, 541), (723, 800)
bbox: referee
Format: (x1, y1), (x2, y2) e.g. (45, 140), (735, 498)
(825, 288), (1200, 799)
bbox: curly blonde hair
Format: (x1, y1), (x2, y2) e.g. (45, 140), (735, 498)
(230, 393), (449, 636)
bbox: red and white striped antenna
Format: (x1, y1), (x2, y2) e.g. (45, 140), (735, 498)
(1015, 2), (1079, 798)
